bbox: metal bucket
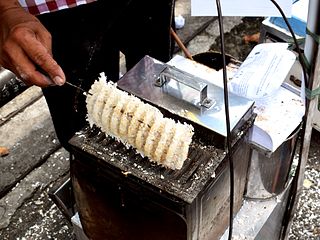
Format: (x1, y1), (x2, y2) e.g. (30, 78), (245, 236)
(245, 125), (301, 199)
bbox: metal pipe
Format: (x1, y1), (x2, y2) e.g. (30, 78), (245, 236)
(170, 28), (194, 60)
(304, 0), (320, 69)
(296, 0), (320, 207)
(0, 67), (16, 90)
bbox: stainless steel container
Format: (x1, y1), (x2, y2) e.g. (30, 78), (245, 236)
(245, 126), (300, 199)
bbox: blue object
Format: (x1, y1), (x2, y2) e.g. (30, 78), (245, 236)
(269, 16), (306, 37)
(269, 0), (307, 37)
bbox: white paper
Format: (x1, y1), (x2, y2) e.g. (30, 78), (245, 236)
(251, 86), (304, 152)
(229, 43), (296, 99)
(191, 0), (292, 17)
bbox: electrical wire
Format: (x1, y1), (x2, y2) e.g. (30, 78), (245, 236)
(214, 1), (234, 239)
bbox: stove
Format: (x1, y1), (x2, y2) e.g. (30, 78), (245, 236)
(69, 56), (255, 240)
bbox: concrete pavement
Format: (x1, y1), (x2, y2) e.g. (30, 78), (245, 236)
(0, 1), (319, 239)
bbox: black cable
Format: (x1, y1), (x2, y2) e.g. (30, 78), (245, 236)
(268, 1), (310, 239)
(215, 1), (234, 239)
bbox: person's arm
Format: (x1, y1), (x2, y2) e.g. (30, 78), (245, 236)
(0, 0), (65, 87)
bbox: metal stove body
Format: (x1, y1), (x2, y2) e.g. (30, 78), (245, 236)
(69, 56), (255, 240)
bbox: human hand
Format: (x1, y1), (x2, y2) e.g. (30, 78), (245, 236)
(0, 6), (65, 87)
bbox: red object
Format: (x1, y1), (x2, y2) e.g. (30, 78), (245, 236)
(18, 0), (97, 15)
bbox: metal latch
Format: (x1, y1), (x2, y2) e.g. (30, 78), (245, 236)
(155, 65), (214, 108)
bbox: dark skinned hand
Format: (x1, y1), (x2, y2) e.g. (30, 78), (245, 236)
(0, 5), (65, 87)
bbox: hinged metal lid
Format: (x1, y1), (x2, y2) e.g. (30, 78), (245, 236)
(117, 55), (254, 138)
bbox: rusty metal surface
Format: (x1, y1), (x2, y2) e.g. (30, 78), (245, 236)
(70, 125), (225, 204)
(69, 104), (255, 204)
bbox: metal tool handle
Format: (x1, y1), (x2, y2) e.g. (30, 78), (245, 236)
(156, 65), (213, 108)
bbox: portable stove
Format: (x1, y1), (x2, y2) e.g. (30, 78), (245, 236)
(69, 55), (255, 240)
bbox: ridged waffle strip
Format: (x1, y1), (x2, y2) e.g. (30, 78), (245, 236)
(86, 73), (194, 170)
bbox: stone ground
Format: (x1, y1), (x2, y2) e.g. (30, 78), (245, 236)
(0, 0), (319, 239)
